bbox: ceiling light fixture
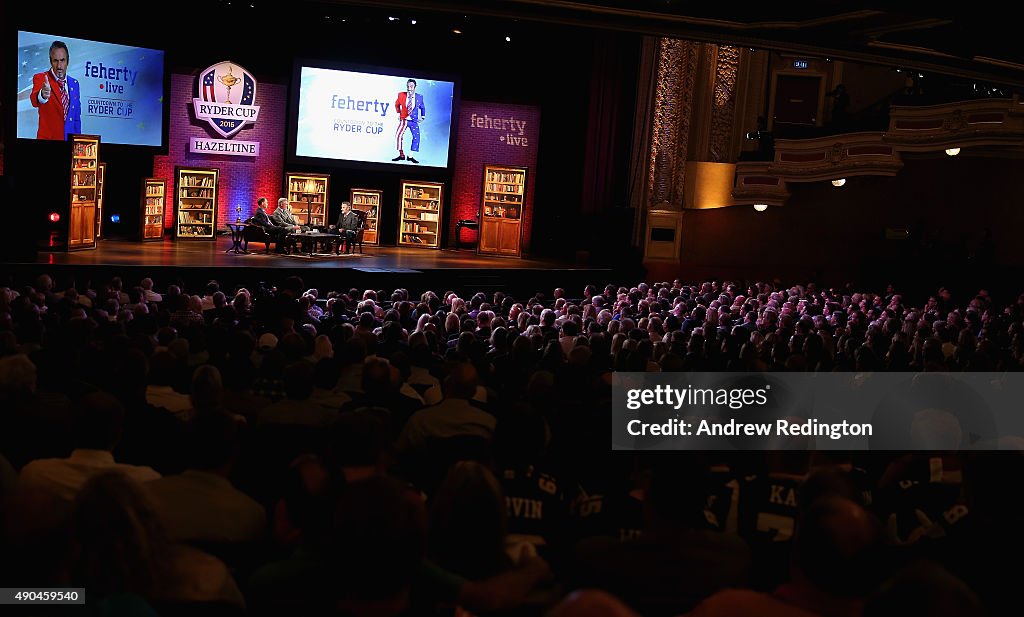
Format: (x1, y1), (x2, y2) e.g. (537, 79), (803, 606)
(945, 147), (961, 156)
(831, 178), (846, 187)
(753, 204), (768, 212)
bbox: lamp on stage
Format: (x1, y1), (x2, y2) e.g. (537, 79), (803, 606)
(236, 205), (242, 223)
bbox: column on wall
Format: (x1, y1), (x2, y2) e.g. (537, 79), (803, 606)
(638, 38), (764, 266)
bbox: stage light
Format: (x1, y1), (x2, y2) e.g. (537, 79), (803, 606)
(831, 178), (846, 187)
(388, 16), (397, 21)
(505, 36), (511, 42)
(411, 19), (417, 25)
(945, 147), (961, 156)
(453, 29), (462, 34)
(48, 212), (60, 223)
(753, 204), (768, 212)
(110, 214), (120, 224)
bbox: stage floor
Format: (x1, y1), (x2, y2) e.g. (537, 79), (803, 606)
(5, 238), (623, 299)
(28, 238), (561, 270)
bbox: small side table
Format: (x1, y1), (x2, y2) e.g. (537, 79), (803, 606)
(226, 223), (249, 254)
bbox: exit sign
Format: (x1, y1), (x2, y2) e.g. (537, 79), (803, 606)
(793, 60), (809, 69)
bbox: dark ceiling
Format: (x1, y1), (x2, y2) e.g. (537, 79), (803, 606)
(317, 1), (1024, 87)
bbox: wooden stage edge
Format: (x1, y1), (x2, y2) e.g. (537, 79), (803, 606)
(3, 239), (628, 298)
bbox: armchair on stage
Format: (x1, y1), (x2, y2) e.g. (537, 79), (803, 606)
(336, 209), (367, 254)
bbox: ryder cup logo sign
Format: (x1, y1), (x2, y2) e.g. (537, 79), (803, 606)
(190, 61), (261, 156)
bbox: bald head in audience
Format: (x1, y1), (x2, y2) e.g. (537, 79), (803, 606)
(443, 362), (478, 400)
(547, 590), (640, 617)
(795, 495), (882, 597)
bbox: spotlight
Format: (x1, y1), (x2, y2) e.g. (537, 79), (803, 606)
(753, 204), (768, 212)
(945, 147), (961, 156)
(110, 214), (120, 223)
(388, 16), (397, 21)
(48, 212), (60, 223)
(452, 28), (462, 34)
(505, 36), (511, 42)
(411, 19), (417, 25)
(831, 178), (846, 187)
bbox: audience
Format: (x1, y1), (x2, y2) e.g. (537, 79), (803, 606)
(1, 272), (1022, 615)
(18, 392), (160, 501)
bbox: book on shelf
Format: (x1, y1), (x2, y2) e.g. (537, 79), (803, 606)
(290, 178), (325, 193)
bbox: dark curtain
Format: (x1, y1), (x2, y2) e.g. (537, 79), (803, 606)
(580, 32), (637, 216)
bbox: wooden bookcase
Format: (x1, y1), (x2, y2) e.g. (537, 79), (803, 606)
(68, 134), (100, 251)
(398, 180), (443, 249)
(141, 178), (167, 241)
(95, 162), (107, 240)
(350, 188), (382, 246)
(478, 164), (527, 257)
(175, 167), (219, 239)
(286, 172), (329, 228)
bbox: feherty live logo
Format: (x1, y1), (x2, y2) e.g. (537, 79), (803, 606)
(190, 61), (261, 156)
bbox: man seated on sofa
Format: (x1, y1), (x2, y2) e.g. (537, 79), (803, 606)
(271, 198), (310, 233)
(330, 201), (363, 254)
(250, 197), (290, 253)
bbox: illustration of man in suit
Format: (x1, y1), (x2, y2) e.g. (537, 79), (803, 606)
(331, 201), (363, 254)
(30, 40), (82, 140)
(393, 79), (425, 164)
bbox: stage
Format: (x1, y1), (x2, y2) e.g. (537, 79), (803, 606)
(3, 238), (628, 300)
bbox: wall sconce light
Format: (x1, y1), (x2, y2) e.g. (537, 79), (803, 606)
(753, 203), (768, 212)
(945, 147), (961, 156)
(831, 178), (846, 187)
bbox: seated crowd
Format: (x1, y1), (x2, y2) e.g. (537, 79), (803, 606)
(1, 273), (1022, 616)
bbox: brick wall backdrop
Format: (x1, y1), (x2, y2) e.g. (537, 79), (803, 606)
(153, 73), (286, 231)
(450, 102), (540, 252)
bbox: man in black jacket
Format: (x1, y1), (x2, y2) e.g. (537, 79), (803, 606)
(332, 201), (362, 254)
(251, 197), (289, 252)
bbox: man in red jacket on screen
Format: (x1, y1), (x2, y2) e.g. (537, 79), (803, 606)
(30, 40), (82, 140)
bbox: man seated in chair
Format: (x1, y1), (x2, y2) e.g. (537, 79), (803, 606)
(330, 201), (363, 254)
(250, 197), (290, 253)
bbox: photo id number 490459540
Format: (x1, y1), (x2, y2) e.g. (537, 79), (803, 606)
(0, 588), (85, 605)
